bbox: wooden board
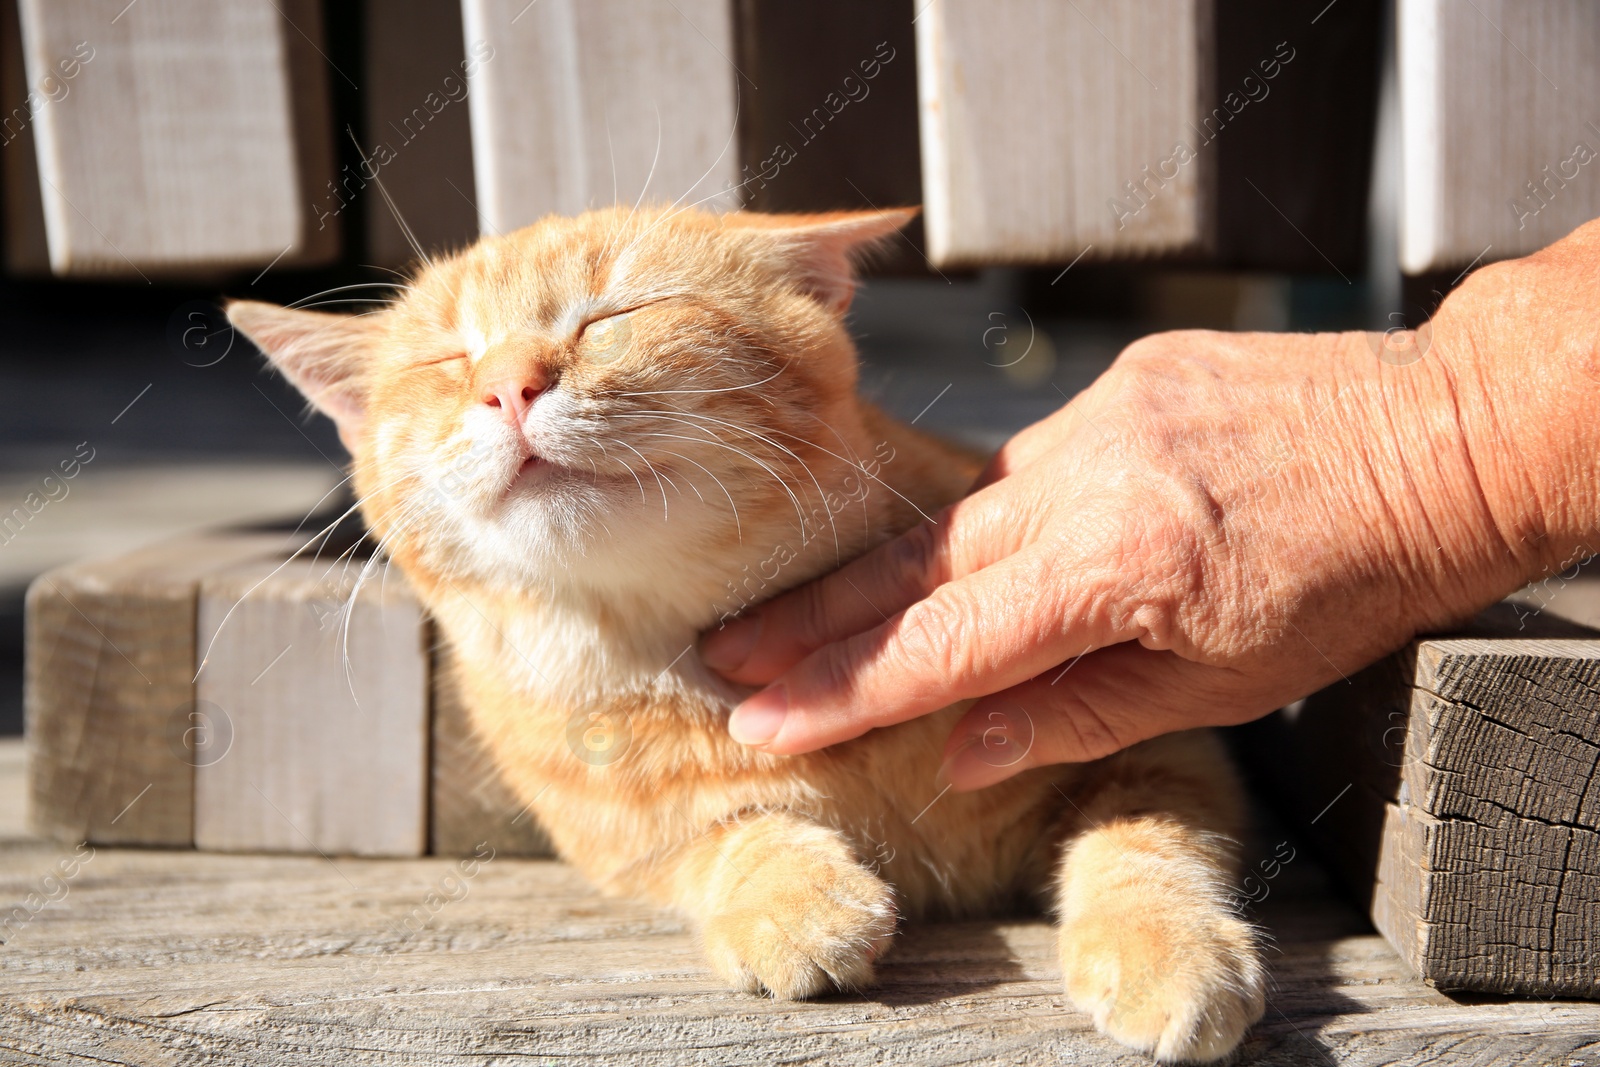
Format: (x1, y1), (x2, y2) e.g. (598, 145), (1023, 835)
(24, 528), (550, 860)
(1399, 0), (1600, 273)
(23, 533), (290, 848)
(914, 0), (1214, 268)
(3, 773), (1599, 1065)
(1237, 591), (1600, 997)
(460, 0), (740, 235)
(193, 558), (430, 857)
(13, 0), (336, 276)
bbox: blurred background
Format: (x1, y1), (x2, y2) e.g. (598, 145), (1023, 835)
(2, 0), (1596, 735)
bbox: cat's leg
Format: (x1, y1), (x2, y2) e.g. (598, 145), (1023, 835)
(642, 810), (897, 999)
(1052, 731), (1265, 1063)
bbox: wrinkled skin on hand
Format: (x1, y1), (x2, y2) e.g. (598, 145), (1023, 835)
(703, 219), (1600, 790)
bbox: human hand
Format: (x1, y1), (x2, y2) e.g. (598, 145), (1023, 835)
(701, 220), (1600, 791)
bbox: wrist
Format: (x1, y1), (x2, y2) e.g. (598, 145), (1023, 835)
(1426, 244), (1600, 587)
(1327, 327), (1525, 632)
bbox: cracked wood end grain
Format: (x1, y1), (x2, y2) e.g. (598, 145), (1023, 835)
(1241, 584), (1600, 997)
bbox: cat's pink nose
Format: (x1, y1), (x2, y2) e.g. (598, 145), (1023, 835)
(481, 370), (550, 425)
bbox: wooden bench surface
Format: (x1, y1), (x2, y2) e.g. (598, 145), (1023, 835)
(2, 738), (1598, 1066)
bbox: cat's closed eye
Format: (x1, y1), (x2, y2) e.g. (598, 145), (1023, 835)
(415, 350), (470, 369)
(578, 311), (634, 364)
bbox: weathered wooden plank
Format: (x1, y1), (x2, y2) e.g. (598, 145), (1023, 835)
(4, 738), (1600, 1063)
(23, 533), (289, 848)
(14, 0), (336, 276)
(1399, 0), (1600, 272)
(2, 827), (1599, 1065)
(461, 0), (739, 235)
(914, 0), (1214, 267)
(193, 559), (430, 857)
(429, 640), (554, 858)
(1239, 590), (1600, 998)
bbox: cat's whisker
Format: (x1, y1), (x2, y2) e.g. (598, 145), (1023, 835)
(800, 410), (880, 536)
(613, 409), (802, 490)
(282, 473), (356, 540)
(327, 490), (439, 691)
(629, 428), (810, 535)
(596, 440), (651, 508)
(606, 106), (620, 213)
(288, 299), (399, 313)
(347, 126), (433, 270)
(339, 538), (414, 697)
(610, 437), (673, 522)
(669, 85), (741, 217)
(285, 282), (411, 311)
(620, 408), (842, 558)
(637, 444), (706, 507)
(645, 447), (742, 541)
(610, 90), (745, 266)
(623, 105), (664, 224)
(358, 263), (415, 282)
(616, 89), (793, 273)
(768, 422), (936, 526)
(613, 363), (786, 398)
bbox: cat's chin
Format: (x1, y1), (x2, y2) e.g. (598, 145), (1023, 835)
(492, 455), (629, 530)
(504, 454), (585, 498)
(510, 455), (552, 488)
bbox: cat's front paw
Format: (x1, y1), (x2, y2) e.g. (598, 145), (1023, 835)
(1061, 902), (1265, 1063)
(699, 843), (897, 999)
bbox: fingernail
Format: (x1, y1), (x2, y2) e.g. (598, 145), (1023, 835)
(701, 614), (763, 673)
(728, 686), (788, 746)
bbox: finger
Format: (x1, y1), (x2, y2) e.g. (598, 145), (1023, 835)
(935, 646), (1286, 791)
(700, 473), (1046, 686)
(727, 545), (1130, 753)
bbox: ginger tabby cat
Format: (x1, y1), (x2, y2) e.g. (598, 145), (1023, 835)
(228, 207), (1265, 1062)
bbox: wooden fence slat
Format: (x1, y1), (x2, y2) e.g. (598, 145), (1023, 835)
(460, 0), (739, 235)
(915, 0), (1214, 268)
(1399, 0), (1600, 273)
(13, 0), (336, 276)
(194, 559), (429, 857)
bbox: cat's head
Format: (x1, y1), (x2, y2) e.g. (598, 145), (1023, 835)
(228, 206), (912, 601)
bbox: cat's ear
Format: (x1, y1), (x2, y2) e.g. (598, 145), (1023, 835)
(226, 300), (378, 450)
(730, 208), (918, 314)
